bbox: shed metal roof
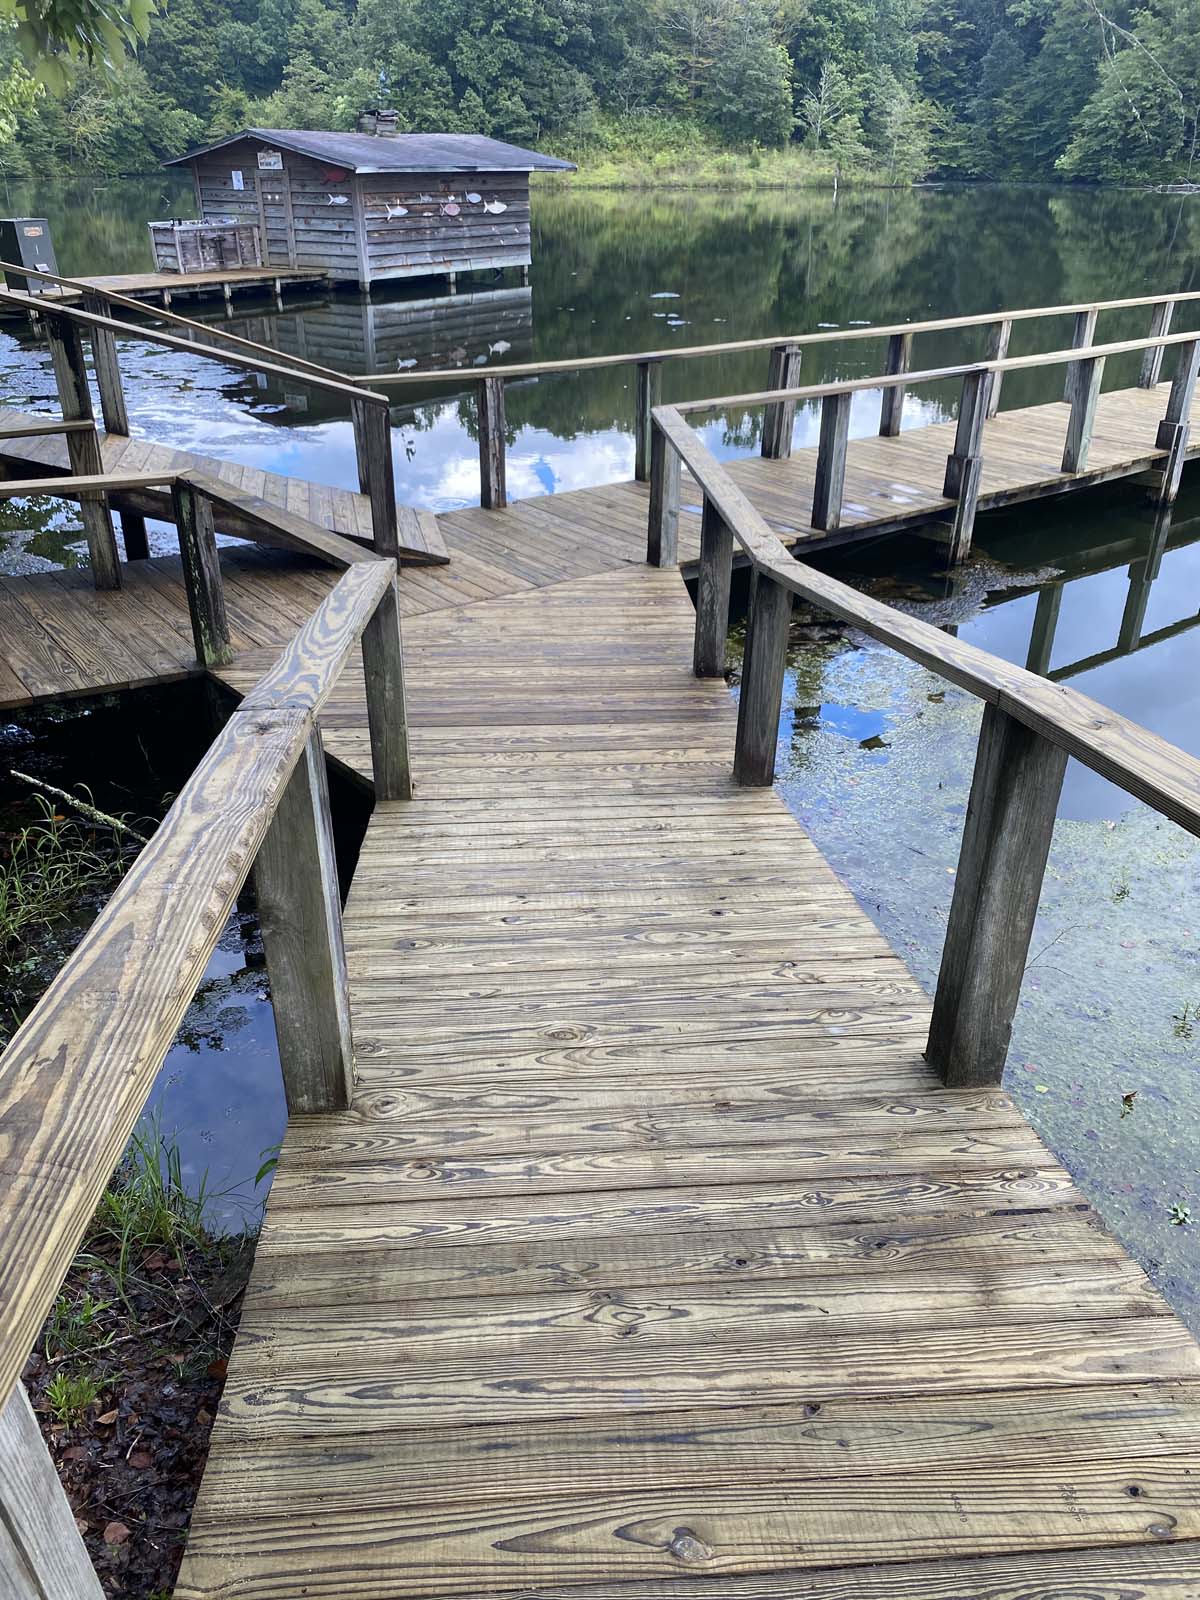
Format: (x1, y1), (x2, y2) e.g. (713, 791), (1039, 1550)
(165, 129), (575, 174)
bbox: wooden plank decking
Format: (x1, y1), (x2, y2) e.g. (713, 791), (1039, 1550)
(3, 266), (330, 308)
(168, 561), (1200, 1599)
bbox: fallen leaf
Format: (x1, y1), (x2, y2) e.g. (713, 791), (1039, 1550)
(129, 1449), (153, 1470)
(206, 1358), (228, 1380)
(95, 1409), (118, 1426)
(102, 1521), (130, 1546)
(74, 1516), (89, 1535)
(195, 1407), (213, 1426)
(62, 1444), (88, 1460)
(142, 1253), (166, 1271)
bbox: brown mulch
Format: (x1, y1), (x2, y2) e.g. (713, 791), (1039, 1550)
(23, 1232), (255, 1598)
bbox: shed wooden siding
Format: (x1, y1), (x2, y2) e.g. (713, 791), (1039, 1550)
(358, 170), (531, 284)
(193, 143), (361, 280)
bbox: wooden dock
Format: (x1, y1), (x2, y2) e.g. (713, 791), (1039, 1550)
(7, 289), (1200, 1599)
(4, 265), (330, 310)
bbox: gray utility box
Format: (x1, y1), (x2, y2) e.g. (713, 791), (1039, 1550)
(0, 218), (59, 291)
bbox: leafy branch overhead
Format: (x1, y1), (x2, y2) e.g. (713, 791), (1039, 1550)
(2, 0), (157, 89)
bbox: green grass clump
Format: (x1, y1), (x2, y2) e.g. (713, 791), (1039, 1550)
(45, 1367), (101, 1426)
(91, 1119), (212, 1298)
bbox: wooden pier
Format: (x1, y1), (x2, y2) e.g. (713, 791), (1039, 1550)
(3, 265), (330, 311)
(5, 288), (1200, 1597)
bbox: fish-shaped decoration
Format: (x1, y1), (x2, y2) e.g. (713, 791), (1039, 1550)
(483, 199), (508, 214)
(386, 203), (409, 219)
(442, 201), (461, 216)
(489, 339), (512, 355)
(326, 193), (350, 205)
(465, 192), (482, 204)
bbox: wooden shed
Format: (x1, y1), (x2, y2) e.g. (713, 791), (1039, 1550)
(163, 127), (574, 291)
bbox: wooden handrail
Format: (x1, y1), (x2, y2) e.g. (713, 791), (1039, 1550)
(0, 547), (403, 1419)
(655, 398), (1200, 1092)
(0, 259), (346, 385)
(352, 286), (1200, 386)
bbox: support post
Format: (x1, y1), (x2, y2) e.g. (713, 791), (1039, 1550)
(634, 359), (662, 482)
(693, 494), (734, 677)
(120, 509), (150, 560)
(1153, 338), (1200, 505)
(761, 342), (801, 458)
(477, 376), (507, 509)
(80, 289), (128, 436)
(1061, 354), (1105, 473)
(43, 310), (121, 590)
(0, 1382), (105, 1599)
(1024, 584), (1062, 676)
(943, 369), (992, 564)
(1139, 300), (1174, 388)
(171, 480), (232, 667)
(733, 571), (791, 786)
(1063, 307), (1098, 400)
(255, 727), (354, 1114)
(351, 398), (400, 555)
(647, 420), (680, 567)
(878, 332), (912, 437)
(361, 573), (412, 801)
(926, 704), (1067, 1087)
(984, 318), (1011, 418)
(811, 390), (852, 531)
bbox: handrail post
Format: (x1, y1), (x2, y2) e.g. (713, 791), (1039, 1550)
(120, 509), (150, 560)
(811, 391), (851, 531)
(255, 725), (354, 1113)
(647, 416), (680, 566)
(81, 288), (129, 436)
(634, 358), (662, 481)
(878, 332), (912, 436)
(361, 571), (413, 800)
(984, 318), (1011, 417)
(478, 376), (507, 509)
(1061, 354), (1105, 472)
(1153, 338), (1200, 506)
(0, 1383), (106, 1598)
(1140, 300), (1174, 388)
(1062, 307), (1098, 400)
(693, 493), (734, 677)
(926, 704), (1066, 1086)
(942, 368), (992, 564)
(171, 480), (232, 667)
(733, 571), (791, 785)
(761, 342), (801, 458)
(42, 309), (121, 590)
(351, 397), (400, 554)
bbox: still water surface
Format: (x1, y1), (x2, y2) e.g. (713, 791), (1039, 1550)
(3, 176), (1200, 1312)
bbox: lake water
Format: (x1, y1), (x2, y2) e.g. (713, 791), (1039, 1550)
(3, 176), (1200, 1314)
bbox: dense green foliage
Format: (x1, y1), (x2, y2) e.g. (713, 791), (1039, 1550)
(4, 0), (1199, 183)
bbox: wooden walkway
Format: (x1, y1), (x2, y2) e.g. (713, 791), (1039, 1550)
(161, 560), (1200, 1599)
(3, 266), (329, 309)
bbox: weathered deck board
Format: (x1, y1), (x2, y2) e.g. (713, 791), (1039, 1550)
(174, 563), (1200, 1600)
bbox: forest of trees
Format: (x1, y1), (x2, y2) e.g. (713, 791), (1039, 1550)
(2, 0), (1199, 187)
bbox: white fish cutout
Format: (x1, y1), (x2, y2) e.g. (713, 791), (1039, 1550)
(483, 199), (508, 214)
(489, 339), (511, 355)
(465, 192), (481, 204)
(327, 193), (349, 205)
(386, 203), (408, 219)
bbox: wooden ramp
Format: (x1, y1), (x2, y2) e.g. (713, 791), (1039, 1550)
(0, 406), (448, 566)
(173, 562), (1200, 1600)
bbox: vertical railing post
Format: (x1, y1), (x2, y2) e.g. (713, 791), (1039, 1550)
(1153, 338), (1200, 506)
(693, 494), (734, 677)
(42, 310), (121, 590)
(1063, 307), (1098, 400)
(1139, 300), (1174, 388)
(733, 570), (791, 786)
(0, 1383), (106, 1598)
(942, 369), (992, 564)
(351, 397), (400, 555)
(80, 289), (128, 436)
(634, 358), (662, 482)
(984, 318), (1011, 418)
(171, 480), (232, 667)
(1024, 584), (1063, 676)
(811, 391), (852, 531)
(478, 376), (507, 509)
(361, 571), (413, 801)
(647, 416), (680, 567)
(255, 725), (354, 1113)
(119, 509), (151, 561)
(761, 342), (801, 459)
(1061, 354), (1105, 473)
(878, 332), (912, 437)
(926, 705), (1066, 1087)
